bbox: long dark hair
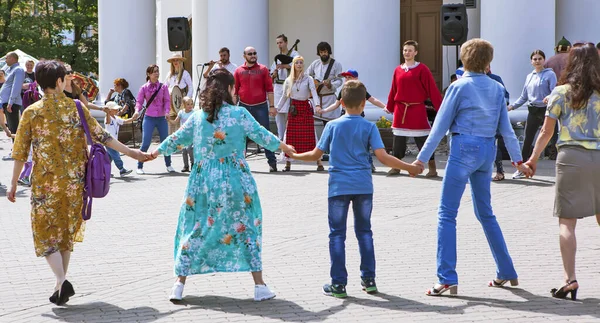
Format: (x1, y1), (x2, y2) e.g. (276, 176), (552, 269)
(200, 69), (235, 123)
(558, 43), (600, 109)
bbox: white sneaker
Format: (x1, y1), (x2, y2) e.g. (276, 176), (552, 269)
(136, 168), (145, 175)
(169, 282), (184, 302)
(166, 166), (176, 173)
(512, 170), (525, 179)
(254, 284), (276, 302)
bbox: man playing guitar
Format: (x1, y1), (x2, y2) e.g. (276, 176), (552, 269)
(306, 42), (343, 124)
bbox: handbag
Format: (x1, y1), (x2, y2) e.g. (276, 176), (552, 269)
(289, 97), (297, 117)
(75, 100), (112, 220)
(138, 83), (163, 130)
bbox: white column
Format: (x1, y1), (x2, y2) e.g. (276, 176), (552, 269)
(556, 0), (600, 46)
(333, 0), (400, 107)
(207, 0), (269, 67)
(192, 0), (209, 99)
(98, 0), (155, 100)
(481, 0), (555, 106)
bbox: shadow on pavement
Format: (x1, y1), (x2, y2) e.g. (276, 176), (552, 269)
(43, 302), (168, 323)
(455, 288), (600, 318)
(175, 293), (468, 322)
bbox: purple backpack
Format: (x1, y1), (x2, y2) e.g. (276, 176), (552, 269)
(75, 100), (111, 220)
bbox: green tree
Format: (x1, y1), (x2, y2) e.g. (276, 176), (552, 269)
(0, 0), (98, 74)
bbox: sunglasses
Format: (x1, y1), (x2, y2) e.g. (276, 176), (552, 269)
(66, 70), (73, 75)
(245, 52), (257, 56)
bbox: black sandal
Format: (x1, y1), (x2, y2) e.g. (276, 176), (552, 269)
(488, 278), (519, 287)
(551, 280), (578, 300)
(492, 173), (505, 181)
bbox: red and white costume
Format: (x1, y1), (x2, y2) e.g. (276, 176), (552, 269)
(386, 62), (442, 137)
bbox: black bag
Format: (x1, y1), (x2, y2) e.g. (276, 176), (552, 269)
(138, 83), (162, 130)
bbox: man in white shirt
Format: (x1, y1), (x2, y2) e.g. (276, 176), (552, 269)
(306, 42), (343, 123)
(270, 34), (299, 140)
(203, 47), (238, 77)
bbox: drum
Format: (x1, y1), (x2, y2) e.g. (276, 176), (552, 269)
(170, 86), (184, 119)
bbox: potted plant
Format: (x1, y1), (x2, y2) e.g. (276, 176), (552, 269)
(375, 116), (393, 152)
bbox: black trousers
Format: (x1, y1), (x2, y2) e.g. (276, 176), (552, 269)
(392, 135), (434, 161)
(522, 105), (559, 161)
(2, 103), (21, 140)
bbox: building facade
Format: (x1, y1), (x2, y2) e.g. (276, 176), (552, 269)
(98, 0), (600, 111)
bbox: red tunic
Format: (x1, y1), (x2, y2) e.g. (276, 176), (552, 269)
(386, 63), (442, 130)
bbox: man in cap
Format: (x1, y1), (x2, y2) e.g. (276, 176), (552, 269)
(544, 36), (571, 80)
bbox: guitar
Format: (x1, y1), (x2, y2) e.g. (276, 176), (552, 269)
(313, 74), (345, 92)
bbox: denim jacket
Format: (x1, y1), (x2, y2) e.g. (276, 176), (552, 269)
(417, 72), (523, 163)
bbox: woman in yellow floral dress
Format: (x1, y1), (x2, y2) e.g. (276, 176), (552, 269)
(7, 60), (150, 306)
(526, 43), (600, 301)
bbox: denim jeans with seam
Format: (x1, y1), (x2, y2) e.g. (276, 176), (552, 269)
(437, 134), (517, 285)
(139, 115), (171, 169)
(239, 102), (277, 166)
(107, 147), (124, 171)
(328, 194), (376, 285)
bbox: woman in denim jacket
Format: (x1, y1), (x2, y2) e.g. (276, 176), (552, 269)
(413, 39), (532, 296)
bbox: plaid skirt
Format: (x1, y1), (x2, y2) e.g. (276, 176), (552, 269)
(285, 99), (316, 155)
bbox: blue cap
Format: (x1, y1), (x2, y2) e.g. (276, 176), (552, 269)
(341, 69), (358, 78)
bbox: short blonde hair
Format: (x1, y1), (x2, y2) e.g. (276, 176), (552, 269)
(461, 38), (494, 73)
(182, 96), (193, 108)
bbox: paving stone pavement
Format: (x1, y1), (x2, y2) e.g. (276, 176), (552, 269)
(1, 136), (600, 323)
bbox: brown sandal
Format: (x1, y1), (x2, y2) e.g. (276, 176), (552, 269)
(492, 173), (505, 181)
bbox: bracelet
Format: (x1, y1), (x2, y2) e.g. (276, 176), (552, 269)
(512, 160), (523, 166)
(269, 105), (275, 108)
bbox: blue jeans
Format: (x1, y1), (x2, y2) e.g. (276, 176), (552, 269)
(437, 134), (517, 285)
(106, 147), (124, 171)
(238, 102), (277, 166)
(139, 116), (171, 169)
(328, 194), (375, 285)
(494, 134), (505, 174)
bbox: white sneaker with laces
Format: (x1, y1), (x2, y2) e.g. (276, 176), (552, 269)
(166, 166), (176, 173)
(254, 284), (276, 302)
(512, 170), (525, 179)
(169, 282), (184, 302)
(136, 168), (145, 175)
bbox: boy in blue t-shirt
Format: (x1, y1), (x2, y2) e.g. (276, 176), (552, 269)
(289, 80), (422, 298)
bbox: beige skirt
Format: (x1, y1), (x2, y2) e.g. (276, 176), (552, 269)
(554, 146), (600, 218)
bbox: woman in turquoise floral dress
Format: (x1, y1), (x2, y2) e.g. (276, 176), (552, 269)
(150, 69), (295, 302)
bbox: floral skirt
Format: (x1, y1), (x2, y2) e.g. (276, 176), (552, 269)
(173, 156), (264, 276)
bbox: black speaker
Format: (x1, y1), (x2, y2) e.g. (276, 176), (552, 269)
(167, 17), (191, 51)
(441, 4), (468, 45)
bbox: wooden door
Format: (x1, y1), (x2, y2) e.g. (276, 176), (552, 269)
(182, 17), (193, 83)
(400, 0), (443, 90)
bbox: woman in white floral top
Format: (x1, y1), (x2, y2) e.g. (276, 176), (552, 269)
(150, 69), (296, 302)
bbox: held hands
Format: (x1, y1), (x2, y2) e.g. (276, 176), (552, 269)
(269, 107), (277, 117)
(324, 80), (332, 89)
(281, 144), (296, 157)
(315, 106), (323, 114)
(516, 163), (534, 178)
(507, 105), (514, 111)
(4, 128), (11, 137)
(410, 160), (426, 177)
(383, 107), (391, 114)
(129, 149), (156, 162)
(523, 159), (537, 177)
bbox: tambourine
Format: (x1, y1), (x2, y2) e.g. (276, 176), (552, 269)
(170, 86), (183, 119)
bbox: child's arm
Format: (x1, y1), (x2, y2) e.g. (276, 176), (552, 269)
(288, 147), (325, 162)
(321, 100), (341, 114)
(374, 148), (422, 176)
(368, 97), (387, 110)
(121, 117), (135, 125)
(104, 112), (110, 126)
